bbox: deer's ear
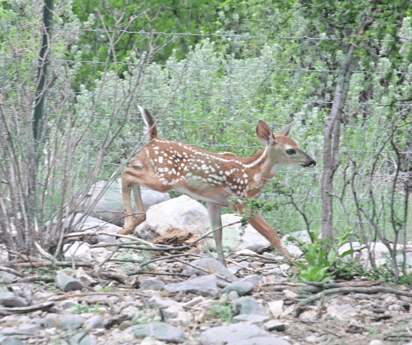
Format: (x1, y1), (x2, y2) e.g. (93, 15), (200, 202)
(256, 120), (275, 145)
(275, 120), (296, 137)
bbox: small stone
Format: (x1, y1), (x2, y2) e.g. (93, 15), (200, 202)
(91, 328), (106, 337)
(85, 315), (105, 330)
(268, 300), (284, 319)
(121, 305), (140, 318)
(76, 267), (97, 286)
(240, 275), (263, 288)
(0, 289), (28, 308)
(369, 340), (384, 345)
(233, 296), (269, 323)
(56, 272), (83, 292)
(0, 337), (26, 345)
(181, 296), (204, 309)
(220, 281), (254, 296)
(263, 320), (287, 331)
(18, 323), (41, 333)
(305, 335), (317, 342)
(116, 332), (135, 343)
(201, 324), (291, 345)
(283, 289), (298, 299)
(162, 275), (219, 297)
(388, 304), (402, 311)
(64, 241), (93, 261)
(181, 258), (238, 283)
(140, 278), (166, 291)
(149, 296), (178, 308)
(177, 311), (193, 323)
(72, 332), (98, 345)
(131, 322), (186, 343)
(58, 315), (86, 330)
(360, 309), (373, 316)
(164, 304), (184, 318)
(299, 309), (318, 322)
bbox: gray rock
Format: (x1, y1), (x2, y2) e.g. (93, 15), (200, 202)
(238, 224), (272, 253)
(220, 281), (254, 296)
(281, 230), (318, 257)
(0, 289), (28, 308)
(63, 241), (93, 262)
(79, 179), (170, 226)
(18, 323), (40, 334)
(202, 214), (243, 255)
(131, 322), (186, 343)
(56, 272), (83, 292)
(44, 314), (59, 329)
(85, 315), (105, 330)
(0, 272), (17, 285)
(240, 275), (263, 289)
(149, 296), (178, 308)
(0, 336), (26, 345)
(201, 324), (290, 345)
(8, 285), (33, 306)
(72, 332), (98, 345)
(1, 328), (31, 336)
(140, 278), (166, 291)
(64, 214), (121, 244)
(233, 297), (269, 323)
(263, 320), (288, 331)
(236, 337), (290, 345)
(163, 275), (219, 297)
(57, 315), (86, 330)
(182, 258), (238, 283)
(181, 297), (204, 309)
(76, 267), (97, 287)
(136, 195), (209, 239)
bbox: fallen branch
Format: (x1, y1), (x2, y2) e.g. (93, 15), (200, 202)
(128, 271), (191, 277)
(140, 253), (200, 268)
(10, 261), (93, 269)
(295, 286), (412, 310)
(164, 253), (232, 283)
(65, 231), (154, 247)
(50, 291), (123, 302)
(0, 266), (24, 277)
(0, 301), (54, 316)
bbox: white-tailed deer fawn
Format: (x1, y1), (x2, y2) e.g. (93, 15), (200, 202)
(119, 106), (316, 265)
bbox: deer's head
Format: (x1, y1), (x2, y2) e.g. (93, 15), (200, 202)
(256, 120), (316, 172)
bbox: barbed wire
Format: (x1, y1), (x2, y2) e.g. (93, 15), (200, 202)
(2, 54), (412, 76)
(2, 87), (412, 108)
(2, 24), (408, 43)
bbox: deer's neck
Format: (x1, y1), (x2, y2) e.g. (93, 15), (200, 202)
(240, 147), (272, 186)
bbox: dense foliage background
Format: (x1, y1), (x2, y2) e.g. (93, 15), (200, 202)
(0, 0), (411, 276)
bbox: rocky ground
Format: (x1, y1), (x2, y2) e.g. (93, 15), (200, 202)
(1, 238), (412, 345)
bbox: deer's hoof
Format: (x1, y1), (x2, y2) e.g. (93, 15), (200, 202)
(118, 228), (133, 235)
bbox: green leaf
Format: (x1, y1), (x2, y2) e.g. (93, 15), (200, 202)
(340, 249), (355, 258)
(305, 253), (315, 266)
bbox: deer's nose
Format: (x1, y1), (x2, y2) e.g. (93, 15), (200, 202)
(303, 159), (316, 168)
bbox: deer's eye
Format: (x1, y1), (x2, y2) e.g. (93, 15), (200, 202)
(286, 148), (296, 155)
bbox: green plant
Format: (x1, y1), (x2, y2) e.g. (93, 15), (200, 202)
(71, 303), (103, 315)
(294, 230), (355, 282)
(205, 301), (235, 323)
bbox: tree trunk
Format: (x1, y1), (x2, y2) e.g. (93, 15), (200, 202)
(321, 44), (354, 240)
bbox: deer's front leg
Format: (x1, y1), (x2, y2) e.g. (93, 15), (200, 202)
(206, 202), (226, 266)
(248, 212), (293, 261)
(118, 166), (147, 235)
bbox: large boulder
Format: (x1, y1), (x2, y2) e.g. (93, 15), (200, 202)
(79, 179), (170, 225)
(202, 214), (274, 256)
(135, 195), (209, 239)
(63, 214), (121, 244)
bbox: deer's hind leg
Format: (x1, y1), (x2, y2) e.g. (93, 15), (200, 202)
(206, 202), (226, 266)
(118, 160), (147, 235)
